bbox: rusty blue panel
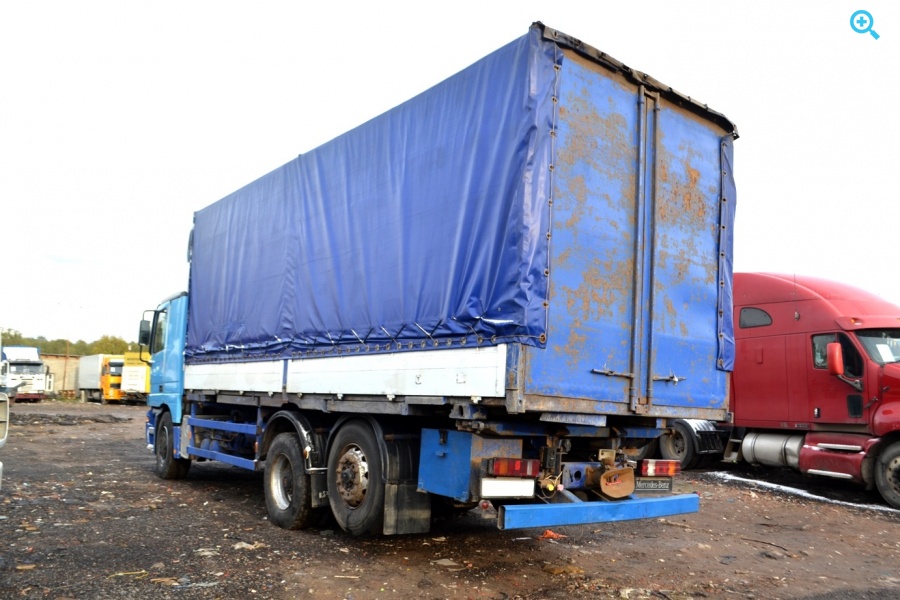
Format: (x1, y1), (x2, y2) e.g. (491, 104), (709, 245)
(529, 51), (639, 404)
(647, 104), (732, 411)
(523, 46), (733, 418)
(418, 429), (522, 502)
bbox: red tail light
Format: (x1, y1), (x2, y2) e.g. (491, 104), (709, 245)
(640, 459), (681, 477)
(486, 458), (540, 477)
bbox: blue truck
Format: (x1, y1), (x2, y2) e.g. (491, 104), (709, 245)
(139, 22), (737, 535)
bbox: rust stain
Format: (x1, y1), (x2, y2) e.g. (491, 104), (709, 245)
(563, 175), (590, 231)
(555, 84), (637, 226)
(664, 297), (676, 318)
(554, 247), (572, 269)
(654, 141), (719, 293)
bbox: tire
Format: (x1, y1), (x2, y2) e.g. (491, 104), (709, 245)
(633, 438), (659, 461)
(874, 441), (900, 508)
(264, 432), (322, 530)
(327, 420), (385, 535)
(155, 411), (191, 479)
(659, 421), (699, 470)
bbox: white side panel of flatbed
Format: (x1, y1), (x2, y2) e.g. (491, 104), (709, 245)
(185, 345), (507, 398)
(185, 361), (283, 393)
(286, 345), (506, 398)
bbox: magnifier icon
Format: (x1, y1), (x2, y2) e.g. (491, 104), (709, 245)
(851, 10), (880, 39)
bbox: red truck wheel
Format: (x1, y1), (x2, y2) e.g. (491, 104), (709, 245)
(327, 420), (385, 535)
(659, 421), (699, 470)
(875, 442), (900, 508)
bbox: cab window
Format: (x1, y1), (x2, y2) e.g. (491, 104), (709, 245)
(812, 333), (863, 377)
(739, 307), (772, 329)
(151, 310), (168, 355)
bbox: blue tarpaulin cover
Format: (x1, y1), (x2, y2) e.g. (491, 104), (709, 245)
(186, 27), (558, 362)
(185, 22), (737, 385)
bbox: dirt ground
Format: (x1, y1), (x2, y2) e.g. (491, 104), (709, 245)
(1, 401), (899, 600)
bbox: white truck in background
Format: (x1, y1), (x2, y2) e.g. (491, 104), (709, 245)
(0, 346), (49, 402)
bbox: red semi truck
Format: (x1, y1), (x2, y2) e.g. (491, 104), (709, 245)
(659, 272), (900, 508)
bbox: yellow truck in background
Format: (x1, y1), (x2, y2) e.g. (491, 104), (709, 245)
(121, 351), (150, 403)
(78, 354), (125, 403)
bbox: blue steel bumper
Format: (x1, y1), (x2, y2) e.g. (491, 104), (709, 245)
(498, 492), (699, 530)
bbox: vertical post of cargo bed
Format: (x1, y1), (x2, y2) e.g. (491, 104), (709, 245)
(629, 86), (657, 415)
(643, 90), (661, 408)
(627, 88), (646, 414)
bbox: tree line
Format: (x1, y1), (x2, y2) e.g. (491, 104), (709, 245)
(0, 328), (134, 356)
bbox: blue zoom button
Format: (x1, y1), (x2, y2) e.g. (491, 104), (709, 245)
(851, 10), (880, 40)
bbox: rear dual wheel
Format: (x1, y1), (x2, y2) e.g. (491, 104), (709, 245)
(327, 420), (385, 536)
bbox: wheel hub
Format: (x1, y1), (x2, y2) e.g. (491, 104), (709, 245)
(887, 456), (900, 492)
(336, 445), (369, 507)
(271, 455), (294, 509)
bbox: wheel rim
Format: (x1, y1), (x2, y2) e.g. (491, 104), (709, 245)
(335, 444), (369, 507)
(662, 430), (687, 461)
(156, 425), (168, 466)
(270, 453), (294, 510)
(672, 432), (687, 458)
(884, 454), (900, 496)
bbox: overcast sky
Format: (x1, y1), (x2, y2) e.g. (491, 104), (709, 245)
(1, 1), (898, 343)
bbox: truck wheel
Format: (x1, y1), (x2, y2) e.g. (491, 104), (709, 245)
(633, 438), (659, 461)
(264, 432), (321, 530)
(875, 442), (900, 508)
(155, 412), (190, 479)
(327, 420), (384, 535)
(659, 421), (698, 469)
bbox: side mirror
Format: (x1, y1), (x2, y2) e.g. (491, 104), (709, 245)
(826, 341), (863, 392)
(826, 342), (844, 376)
(139, 320), (151, 346)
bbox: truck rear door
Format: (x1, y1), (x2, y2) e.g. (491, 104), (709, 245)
(523, 49), (732, 421)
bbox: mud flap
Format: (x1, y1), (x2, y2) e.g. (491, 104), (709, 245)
(383, 483), (431, 535)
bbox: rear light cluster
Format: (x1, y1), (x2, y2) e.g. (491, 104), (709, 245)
(485, 458), (540, 477)
(640, 459), (681, 477)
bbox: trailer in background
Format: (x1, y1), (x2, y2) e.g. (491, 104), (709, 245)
(78, 354), (125, 403)
(121, 351), (150, 403)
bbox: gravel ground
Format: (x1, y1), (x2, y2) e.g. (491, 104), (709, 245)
(1, 400), (899, 599)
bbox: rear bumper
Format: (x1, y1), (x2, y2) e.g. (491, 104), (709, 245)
(497, 492), (699, 530)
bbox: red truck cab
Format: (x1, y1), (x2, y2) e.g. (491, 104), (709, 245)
(730, 272), (900, 506)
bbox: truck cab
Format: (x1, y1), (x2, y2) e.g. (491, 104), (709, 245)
(0, 346), (48, 402)
(730, 273), (900, 506)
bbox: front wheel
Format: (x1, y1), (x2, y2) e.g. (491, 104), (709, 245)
(264, 432), (323, 530)
(327, 420), (385, 535)
(155, 411), (191, 479)
(874, 441), (900, 508)
(659, 421), (699, 470)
